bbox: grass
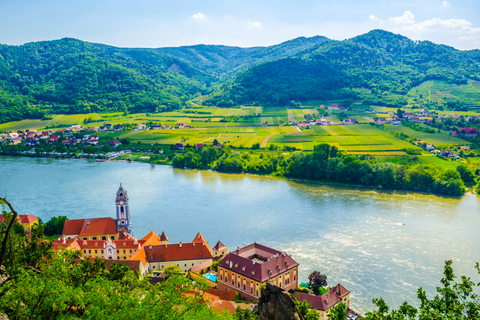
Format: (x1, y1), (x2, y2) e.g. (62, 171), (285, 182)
(385, 124), (470, 146)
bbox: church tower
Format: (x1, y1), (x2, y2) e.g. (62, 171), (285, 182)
(115, 183), (132, 234)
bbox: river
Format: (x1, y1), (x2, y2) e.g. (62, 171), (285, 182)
(1, 156), (479, 314)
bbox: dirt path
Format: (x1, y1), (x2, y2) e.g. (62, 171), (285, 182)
(261, 135), (272, 147)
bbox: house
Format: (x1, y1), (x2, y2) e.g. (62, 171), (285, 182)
(294, 284), (351, 320)
(217, 243), (299, 301)
(108, 139), (122, 148)
(278, 122), (284, 127)
(425, 144), (435, 151)
(128, 230), (168, 275)
(327, 104), (339, 110)
(410, 117), (421, 123)
(364, 109), (375, 114)
(172, 143), (185, 150)
(451, 131), (458, 136)
(460, 127), (479, 138)
(342, 118), (357, 125)
(375, 119), (385, 125)
(0, 214), (39, 233)
(196, 143), (204, 150)
(152, 123), (162, 130)
(177, 122), (185, 129)
(144, 233), (213, 274)
(391, 119), (401, 125)
(164, 125), (171, 130)
(136, 124), (146, 130)
(212, 241), (228, 258)
(440, 150), (453, 158)
(458, 146), (471, 150)
(48, 135), (60, 143)
(54, 235), (143, 260)
(113, 125), (125, 131)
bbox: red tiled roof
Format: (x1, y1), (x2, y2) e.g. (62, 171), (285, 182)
(105, 259), (141, 273)
(461, 127), (479, 134)
(212, 241), (227, 251)
(19, 214), (38, 224)
(130, 231), (162, 267)
(145, 242), (213, 263)
(190, 259), (213, 273)
(217, 243), (299, 283)
(62, 217), (117, 236)
(207, 289), (237, 301)
(295, 284), (350, 311)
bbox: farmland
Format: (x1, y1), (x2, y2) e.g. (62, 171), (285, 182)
(1, 103), (477, 171)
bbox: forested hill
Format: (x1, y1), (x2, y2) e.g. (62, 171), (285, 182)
(211, 29), (480, 106)
(0, 36), (330, 123)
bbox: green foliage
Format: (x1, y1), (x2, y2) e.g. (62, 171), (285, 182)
(210, 29), (480, 106)
(328, 302), (347, 320)
(0, 199), (228, 320)
(44, 216), (68, 236)
(365, 260), (480, 320)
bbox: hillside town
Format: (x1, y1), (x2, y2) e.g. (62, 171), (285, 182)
(0, 184), (361, 319)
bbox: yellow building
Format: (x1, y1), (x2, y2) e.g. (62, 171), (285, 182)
(0, 214), (39, 233)
(217, 243), (299, 301)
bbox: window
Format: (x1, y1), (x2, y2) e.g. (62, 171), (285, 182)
(95, 250), (97, 254)
(152, 266), (155, 269)
(130, 250), (132, 254)
(83, 237), (87, 240)
(192, 263), (194, 266)
(279, 282), (282, 287)
(220, 275), (223, 280)
(123, 257), (126, 259)
(111, 236), (115, 240)
(101, 250), (104, 253)
(238, 282), (240, 288)
(88, 250), (91, 253)
(92, 237), (97, 240)
(232, 279), (234, 285)
(102, 236), (106, 240)
(161, 265), (164, 268)
(117, 250), (119, 254)
(121, 207), (124, 213)
(184, 264), (186, 267)
(123, 250), (125, 253)
(243, 284), (246, 290)
(256, 290), (259, 296)
(251, 288), (253, 293)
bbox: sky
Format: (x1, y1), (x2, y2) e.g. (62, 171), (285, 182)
(0, 0), (479, 50)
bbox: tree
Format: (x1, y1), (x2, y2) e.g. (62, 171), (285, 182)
(365, 260), (479, 320)
(44, 216), (68, 236)
(0, 198), (228, 320)
(329, 302), (347, 320)
(308, 270), (328, 288)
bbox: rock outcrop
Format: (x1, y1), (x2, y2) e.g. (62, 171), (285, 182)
(258, 283), (304, 320)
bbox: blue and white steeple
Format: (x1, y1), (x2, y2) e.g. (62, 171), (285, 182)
(115, 183), (132, 234)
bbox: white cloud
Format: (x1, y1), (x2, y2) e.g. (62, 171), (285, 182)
(192, 12), (206, 20)
(389, 11), (415, 24)
(369, 15), (384, 23)
(405, 17), (480, 35)
(248, 21), (262, 28)
(441, 1), (450, 8)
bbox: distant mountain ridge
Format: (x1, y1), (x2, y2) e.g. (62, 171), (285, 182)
(0, 35), (330, 122)
(1, 30), (479, 123)
(212, 29), (480, 106)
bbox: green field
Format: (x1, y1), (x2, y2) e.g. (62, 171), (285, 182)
(384, 124), (470, 146)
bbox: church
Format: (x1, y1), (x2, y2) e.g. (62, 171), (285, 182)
(62, 184), (133, 240)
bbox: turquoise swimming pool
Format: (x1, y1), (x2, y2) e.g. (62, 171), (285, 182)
(203, 274), (217, 282)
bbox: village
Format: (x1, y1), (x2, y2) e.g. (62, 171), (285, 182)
(0, 103), (478, 162)
(0, 184), (361, 320)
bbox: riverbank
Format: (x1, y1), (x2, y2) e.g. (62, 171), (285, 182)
(1, 151), (476, 197)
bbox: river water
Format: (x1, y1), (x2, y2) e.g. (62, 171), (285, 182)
(1, 156), (479, 314)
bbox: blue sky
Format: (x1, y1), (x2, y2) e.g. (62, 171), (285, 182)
(0, 0), (479, 50)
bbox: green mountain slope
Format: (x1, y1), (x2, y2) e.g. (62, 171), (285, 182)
(0, 36), (329, 123)
(214, 30), (480, 106)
